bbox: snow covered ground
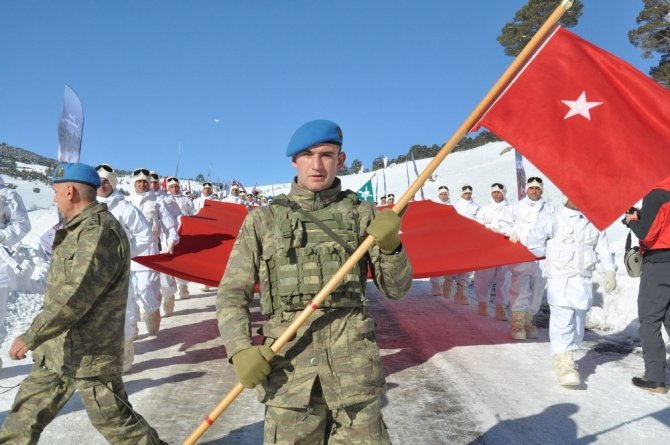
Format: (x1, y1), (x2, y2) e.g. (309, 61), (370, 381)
(1, 142), (668, 444)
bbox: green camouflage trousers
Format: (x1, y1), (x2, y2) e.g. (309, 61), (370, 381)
(0, 363), (163, 445)
(263, 379), (391, 445)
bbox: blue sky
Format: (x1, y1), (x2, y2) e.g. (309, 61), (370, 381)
(0, 1), (656, 185)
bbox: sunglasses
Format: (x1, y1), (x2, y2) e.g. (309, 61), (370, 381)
(203, 182), (212, 188)
(527, 177), (543, 184)
(491, 182), (504, 189)
(461, 186), (473, 192)
(167, 177), (179, 183)
(133, 168), (150, 177)
(96, 163), (114, 173)
(150, 173), (159, 180)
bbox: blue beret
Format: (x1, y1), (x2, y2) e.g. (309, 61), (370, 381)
(286, 119), (343, 157)
(52, 162), (101, 188)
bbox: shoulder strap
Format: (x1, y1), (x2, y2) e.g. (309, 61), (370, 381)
(271, 196), (355, 255)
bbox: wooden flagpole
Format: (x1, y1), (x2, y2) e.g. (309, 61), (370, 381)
(183, 1), (573, 443)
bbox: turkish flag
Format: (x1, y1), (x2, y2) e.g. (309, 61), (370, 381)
(479, 26), (670, 230)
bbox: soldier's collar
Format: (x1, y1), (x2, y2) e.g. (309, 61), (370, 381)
(288, 178), (342, 210)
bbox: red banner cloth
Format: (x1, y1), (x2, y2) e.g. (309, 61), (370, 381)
(479, 26), (670, 230)
(398, 200), (537, 278)
(134, 200), (538, 286)
(134, 200), (248, 287)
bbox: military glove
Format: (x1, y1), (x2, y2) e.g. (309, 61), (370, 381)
(604, 271), (617, 293)
(508, 231), (520, 243)
(231, 345), (274, 388)
(367, 209), (402, 254)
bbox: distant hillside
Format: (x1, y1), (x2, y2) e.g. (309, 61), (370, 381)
(0, 143), (57, 184)
(0, 143), (137, 184)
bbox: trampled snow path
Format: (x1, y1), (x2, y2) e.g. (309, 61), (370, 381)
(1, 281), (668, 444)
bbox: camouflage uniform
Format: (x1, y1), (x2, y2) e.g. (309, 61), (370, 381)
(0, 202), (163, 445)
(217, 179), (413, 444)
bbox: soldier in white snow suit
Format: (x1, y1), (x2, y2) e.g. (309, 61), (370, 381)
(526, 197), (616, 386)
(194, 181), (216, 212)
(224, 184), (244, 204)
(167, 176), (195, 299)
(193, 181), (219, 292)
(167, 176), (196, 219)
(96, 164), (152, 372)
(129, 168), (179, 334)
(430, 186), (458, 297)
(474, 182), (511, 320)
(0, 176), (31, 370)
(244, 192), (256, 210)
(450, 184), (480, 305)
(149, 171), (181, 312)
(499, 177), (553, 340)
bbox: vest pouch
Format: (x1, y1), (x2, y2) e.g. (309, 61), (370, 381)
(546, 243), (575, 271)
(260, 246), (277, 315)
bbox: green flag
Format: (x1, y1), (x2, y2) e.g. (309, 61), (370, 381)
(357, 179), (375, 202)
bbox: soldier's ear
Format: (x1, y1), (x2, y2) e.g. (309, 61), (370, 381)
(337, 151), (346, 169)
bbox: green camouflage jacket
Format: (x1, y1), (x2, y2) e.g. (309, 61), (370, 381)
(217, 179), (413, 408)
(21, 201), (131, 378)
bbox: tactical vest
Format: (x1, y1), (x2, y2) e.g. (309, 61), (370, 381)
(544, 209), (599, 277)
(259, 192), (367, 314)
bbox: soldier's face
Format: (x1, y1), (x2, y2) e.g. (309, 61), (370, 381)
(134, 180), (149, 194)
(438, 192), (449, 202)
(150, 181), (160, 192)
(527, 186), (542, 201)
(169, 184), (180, 195)
(202, 187), (212, 197)
(53, 183), (74, 219)
(97, 179), (114, 198)
(292, 144), (345, 192)
(491, 191), (504, 203)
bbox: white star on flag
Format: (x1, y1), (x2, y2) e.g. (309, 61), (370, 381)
(359, 189), (371, 199)
(561, 91), (603, 120)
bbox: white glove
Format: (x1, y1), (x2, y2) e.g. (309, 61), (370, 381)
(167, 241), (177, 255)
(508, 231), (520, 243)
(488, 226), (501, 234)
(604, 271), (617, 293)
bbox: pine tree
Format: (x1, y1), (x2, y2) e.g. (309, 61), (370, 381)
(497, 0), (583, 57)
(629, 0), (670, 88)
